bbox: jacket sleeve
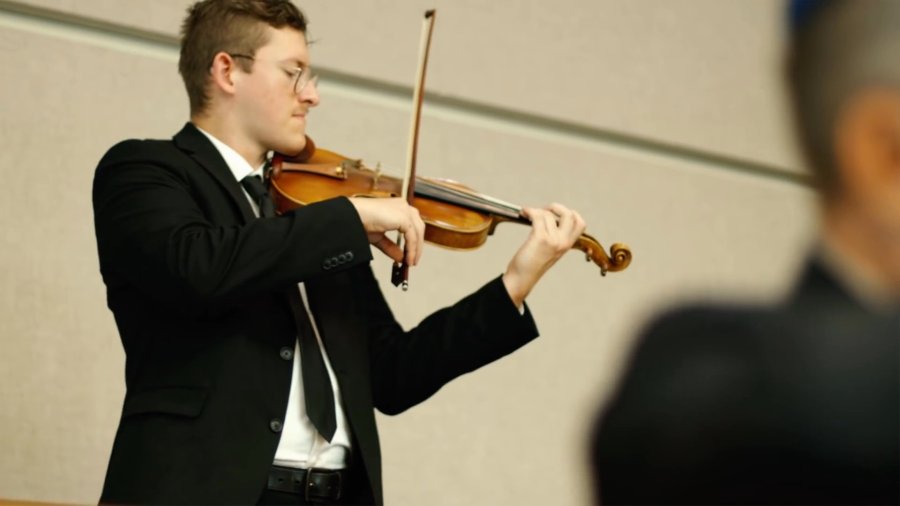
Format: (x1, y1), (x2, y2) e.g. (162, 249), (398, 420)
(92, 140), (372, 314)
(355, 267), (540, 415)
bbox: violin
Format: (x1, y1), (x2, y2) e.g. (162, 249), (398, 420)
(269, 138), (632, 276)
(271, 10), (630, 286)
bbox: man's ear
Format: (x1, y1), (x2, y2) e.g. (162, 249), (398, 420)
(208, 52), (240, 96)
(834, 88), (900, 199)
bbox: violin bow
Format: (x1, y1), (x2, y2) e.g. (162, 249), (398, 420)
(392, 9), (437, 290)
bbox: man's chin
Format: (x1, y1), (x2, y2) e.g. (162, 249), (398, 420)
(276, 137), (310, 159)
(278, 137), (306, 156)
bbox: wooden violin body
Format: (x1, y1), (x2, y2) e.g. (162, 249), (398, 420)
(269, 141), (632, 276)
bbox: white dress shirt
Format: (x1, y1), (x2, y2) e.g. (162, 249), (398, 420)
(196, 127), (351, 470)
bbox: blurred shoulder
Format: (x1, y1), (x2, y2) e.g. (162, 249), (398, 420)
(638, 302), (775, 349)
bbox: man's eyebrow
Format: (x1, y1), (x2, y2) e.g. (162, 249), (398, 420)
(280, 57), (309, 68)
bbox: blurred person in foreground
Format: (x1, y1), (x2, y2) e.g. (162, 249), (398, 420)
(590, 1), (899, 504)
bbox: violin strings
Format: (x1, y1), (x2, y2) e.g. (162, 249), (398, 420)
(421, 178), (523, 213)
(415, 179), (523, 220)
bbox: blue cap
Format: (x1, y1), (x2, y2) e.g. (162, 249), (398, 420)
(788, 0), (831, 33)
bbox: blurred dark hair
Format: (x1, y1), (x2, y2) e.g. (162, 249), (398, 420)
(785, 0), (900, 200)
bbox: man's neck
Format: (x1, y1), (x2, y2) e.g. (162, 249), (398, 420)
(192, 113), (266, 168)
(822, 203), (900, 309)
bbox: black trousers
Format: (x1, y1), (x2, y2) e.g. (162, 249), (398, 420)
(257, 487), (344, 505)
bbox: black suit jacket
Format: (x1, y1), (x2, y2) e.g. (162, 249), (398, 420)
(93, 124), (539, 504)
(591, 258), (899, 505)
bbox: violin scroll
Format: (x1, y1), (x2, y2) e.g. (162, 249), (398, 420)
(574, 234), (632, 276)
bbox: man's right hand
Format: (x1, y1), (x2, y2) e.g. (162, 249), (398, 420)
(348, 197), (425, 266)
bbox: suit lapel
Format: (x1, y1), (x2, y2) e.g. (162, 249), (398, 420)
(304, 274), (361, 378)
(173, 123), (256, 223)
(303, 273), (372, 426)
(304, 272), (383, 500)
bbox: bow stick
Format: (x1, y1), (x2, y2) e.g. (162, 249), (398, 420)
(392, 9), (437, 290)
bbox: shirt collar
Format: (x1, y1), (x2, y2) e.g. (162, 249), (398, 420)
(194, 125), (266, 181)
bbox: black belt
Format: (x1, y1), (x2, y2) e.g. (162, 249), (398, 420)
(267, 465), (348, 503)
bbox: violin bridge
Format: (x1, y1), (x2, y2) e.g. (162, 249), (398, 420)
(373, 162), (381, 186)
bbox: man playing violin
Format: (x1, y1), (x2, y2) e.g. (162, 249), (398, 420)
(92, 0), (584, 504)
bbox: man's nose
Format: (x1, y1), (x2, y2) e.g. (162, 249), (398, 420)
(300, 78), (320, 107)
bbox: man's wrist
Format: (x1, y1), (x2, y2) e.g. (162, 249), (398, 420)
(501, 271), (530, 312)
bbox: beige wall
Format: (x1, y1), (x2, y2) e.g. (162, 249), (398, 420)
(0, 1), (817, 504)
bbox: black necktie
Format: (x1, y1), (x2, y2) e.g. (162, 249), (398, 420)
(240, 174), (337, 441)
(239, 175), (276, 218)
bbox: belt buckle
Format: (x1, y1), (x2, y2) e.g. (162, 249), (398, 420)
(304, 468), (342, 502)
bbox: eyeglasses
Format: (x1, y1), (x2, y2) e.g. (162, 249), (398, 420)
(228, 53), (318, 95)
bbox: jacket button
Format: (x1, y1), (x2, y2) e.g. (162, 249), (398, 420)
(279, 346), (293, 360)
(346, 251), (354, 261)
(338, 253), (348, 263)
(269, 419), (283, 433)
(322, 259), (333, 270)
